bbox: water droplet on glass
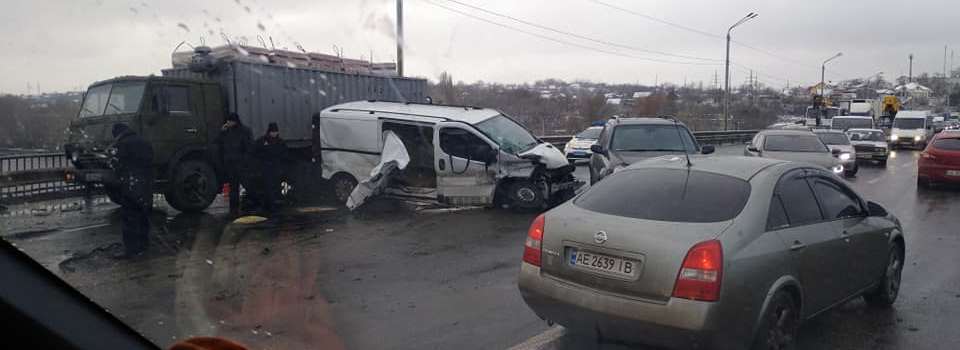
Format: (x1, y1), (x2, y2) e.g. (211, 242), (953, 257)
(257, 21), (266, 31)
(285, 61), (296, 68)
(177, 23), (190, 32)
(205, 259), (213, 265)
(244, 6), (252, 13)
(319, 90), (326, 96)
(236, 46), (249, 56)
(309, 78), (316, 84)
(258, 55), (269, 63)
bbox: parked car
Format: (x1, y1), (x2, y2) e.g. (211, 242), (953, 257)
(917, 131), (960, 188)
(846, 128), (890, 166)
(588, 117), (713, 184)
(518, 156), (904, 350)
(744, 129), (845, 175)
(813, 129), (858, 176)
(564, 126), (602, 163)
(890, 111), (934, 149)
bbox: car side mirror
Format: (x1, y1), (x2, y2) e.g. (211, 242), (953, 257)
(832, 148), (841, 156)
(867, 201), (888, 217)
(485, 148), (499, 165)
(701, 145), (715, 154)
(590, 144), (604, 154)
(850, 134), (861, 141)
(746, 145), (759, 153)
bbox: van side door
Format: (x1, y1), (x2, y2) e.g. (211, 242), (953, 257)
(435, 122), (498, 206)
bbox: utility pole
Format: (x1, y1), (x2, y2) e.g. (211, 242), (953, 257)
(724, 12), (758, 131)
(909, 53), (914, 83)
(396, 0), (404, 77)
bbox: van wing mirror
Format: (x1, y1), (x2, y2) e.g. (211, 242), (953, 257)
(831, 148), (841, 156)
(590, 144), (604, 154)
(746, 145), (760, 153)
(701, 145), (715, 155)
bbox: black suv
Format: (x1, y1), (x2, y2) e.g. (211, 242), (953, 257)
(588, 117), (714, 184)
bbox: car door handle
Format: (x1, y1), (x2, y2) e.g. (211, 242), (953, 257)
(185, 128), (198, 134)
(438, 159), (446, 171)
(790, 240), (806, 251)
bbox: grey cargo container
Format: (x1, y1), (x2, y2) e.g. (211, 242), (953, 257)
(162, 61), (426, 144)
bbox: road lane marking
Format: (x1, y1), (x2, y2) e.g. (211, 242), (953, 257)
(508, 326), (565, 350)
(901, 162), (912, 168)
(866, 177), (883, 185)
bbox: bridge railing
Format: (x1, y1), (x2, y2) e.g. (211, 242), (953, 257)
(540, 130), (758, 148)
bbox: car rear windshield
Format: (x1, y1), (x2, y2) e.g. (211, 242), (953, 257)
(574, 168), (751, 223)
(764, 135), (828, 152)
(576, 128), (601, 139)
(932, 138), (960, 151)
(815, 133), (850, 145)
(610, 124), (697, 152)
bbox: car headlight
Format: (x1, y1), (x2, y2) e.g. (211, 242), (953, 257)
(839, 153), (851, 161)
(914, 135), (922, 141)
(832, 165), (844, 174)
(890, 134), (898, 141)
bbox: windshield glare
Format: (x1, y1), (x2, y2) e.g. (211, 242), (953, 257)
(575, 127), (602, 139)
(816, 133), (850, 145)
(474, 114), (539, 154)
(764, 135), (828, 152)
(611, 125), (697, 152)
(894, 118), (925, 129)
(78, 83), (146, 118)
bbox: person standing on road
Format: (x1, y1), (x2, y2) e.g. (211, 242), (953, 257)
(216, 113), (253, 215)
(110, 123), (154, 259)
(254, 122), (289, 213)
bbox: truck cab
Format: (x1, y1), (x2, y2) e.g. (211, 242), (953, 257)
(65, 76), (225, 212)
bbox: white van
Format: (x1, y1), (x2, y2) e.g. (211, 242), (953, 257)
(317, 101), (581, 209)
(890, 110), (934, 149)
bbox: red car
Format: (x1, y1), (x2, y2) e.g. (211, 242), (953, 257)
(918, 131), (960, 187)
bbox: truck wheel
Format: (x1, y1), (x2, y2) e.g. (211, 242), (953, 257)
(331, 173), (358, 205)
(165, 160), (218, 213)
(844, 164), (858, 177)
(103, 185), (124, 206)
(508, 180), (545, 211)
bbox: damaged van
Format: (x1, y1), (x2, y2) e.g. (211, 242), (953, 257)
(318, 101), (582, 210)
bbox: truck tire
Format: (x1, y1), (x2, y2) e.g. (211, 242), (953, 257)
(331, 173), (358, 205)
(165, 160), (219, 213)
(507, 180), (545, 211)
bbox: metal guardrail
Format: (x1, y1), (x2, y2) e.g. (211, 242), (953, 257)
(0, 152), (89, 205)
(540, 130), (759, 148)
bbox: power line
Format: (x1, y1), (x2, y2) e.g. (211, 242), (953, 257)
(587, 0), (831, 75)
(442, 0), (721, 62)
(420, 0), (722, 66)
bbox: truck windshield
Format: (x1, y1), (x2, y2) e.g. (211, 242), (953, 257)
(894, 118), (925, 129)
(78, 82), (146, 118)
(474, 115), (540, 154)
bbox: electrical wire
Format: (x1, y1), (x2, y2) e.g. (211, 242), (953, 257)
(420, 0), (722, 66)
(442, 0), (721, 62)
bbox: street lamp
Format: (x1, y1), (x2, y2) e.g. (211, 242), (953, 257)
(820, 52), (842, 97)
(724, 12), (758, 131)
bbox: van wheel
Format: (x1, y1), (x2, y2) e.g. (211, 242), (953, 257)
(865, 246), (903, 307)
(331, 173), (358, 205)
(165, 160), (218, 213)
(751, 291), (799, 350)
(508, 180), (545, 211)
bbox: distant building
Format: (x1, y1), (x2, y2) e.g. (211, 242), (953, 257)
(632, 91), (653, 98)
(894, 82), (932, 99)
(605, 98), (622, 105)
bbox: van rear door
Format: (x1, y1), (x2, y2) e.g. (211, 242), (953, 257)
(434, 122), (498, 206)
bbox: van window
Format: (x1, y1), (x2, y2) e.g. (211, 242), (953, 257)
(440, 128), (492, 161)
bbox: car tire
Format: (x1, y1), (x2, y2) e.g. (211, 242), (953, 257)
(331, 173), (358, 205)
(164, 160), (219, 213)
(844, 165), (858, 177)
(751, 290), (800, 350)
(507, 180), (545, 211)
(878, 158), (888, 167)
(864, 246), (903, 307)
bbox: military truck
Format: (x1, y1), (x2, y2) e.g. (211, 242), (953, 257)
(64, 46), (426, 212)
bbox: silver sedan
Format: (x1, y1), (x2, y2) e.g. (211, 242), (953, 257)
(518, 155), (904, 349)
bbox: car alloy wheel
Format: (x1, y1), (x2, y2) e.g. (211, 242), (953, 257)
(753, 291), (799, 350)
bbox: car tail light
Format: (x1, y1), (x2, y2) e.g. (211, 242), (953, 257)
(523, 214), (545, 267)
(672, 240), (723, 302)
(921, 151), (937, 161)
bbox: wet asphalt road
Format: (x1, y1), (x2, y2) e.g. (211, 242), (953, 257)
(2, 146), (959, 350)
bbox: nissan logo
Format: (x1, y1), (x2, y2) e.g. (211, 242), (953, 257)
(594, 231), (608, 244)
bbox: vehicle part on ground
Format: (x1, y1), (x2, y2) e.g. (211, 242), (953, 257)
(347, 131), (411, 211)
(331, 172), (359, 205)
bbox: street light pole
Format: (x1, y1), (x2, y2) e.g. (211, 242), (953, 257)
(396, 0), (404, 77)
(818, 52), (842, 126)
(724, 12), (758, 131)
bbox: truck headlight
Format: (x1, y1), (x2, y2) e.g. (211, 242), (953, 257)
(890, 134), (898, 141)
(839, 153), (851, 161)
(832, 165), (844, 174)
(914, 135), (922, 141)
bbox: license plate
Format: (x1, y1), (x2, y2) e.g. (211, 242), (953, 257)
(947, 170), (960, 177)
(569, 248), (639, 279)
(85, 173), (102, 181)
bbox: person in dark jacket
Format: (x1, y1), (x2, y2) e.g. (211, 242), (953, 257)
(215, 113), (253, 215)
(254, 122), (289, 212)
(110, 123), (154, 258)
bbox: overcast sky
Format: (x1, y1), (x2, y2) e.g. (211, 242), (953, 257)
(2, 0), (958, 94)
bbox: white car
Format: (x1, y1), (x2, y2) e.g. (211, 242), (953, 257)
(846, 128), (890, 166)
(564, 126), (602, 163)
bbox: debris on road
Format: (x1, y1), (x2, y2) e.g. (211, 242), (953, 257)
(233, 216), (267, 224)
